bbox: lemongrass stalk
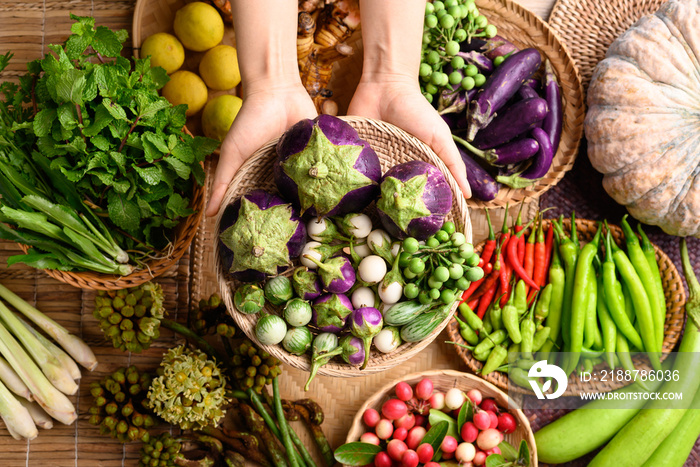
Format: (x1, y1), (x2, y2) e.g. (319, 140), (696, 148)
(0, 380), (37, 440)
(18, 316), (81, 380)
(0, 320), (76, 425)
(18, 397), (53, 430)
(0, 301), (77, 395)
(0, 355), (32, 401)
(0, 283), (97, 370)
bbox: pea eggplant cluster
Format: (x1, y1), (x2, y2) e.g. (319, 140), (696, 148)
(450, 208), (668, 387)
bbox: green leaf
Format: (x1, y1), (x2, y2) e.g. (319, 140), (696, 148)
(57, 103), (78, 130)
(21, 195), (87, 236)
(191, 136), (220, 160)
(457, 400), (473, 432)
(428, 409), (459, 439)
(165, 193), (192, 219)
(90, 135), (110, 152)
(171, 141), (194, 164)
(86, 152), (111, 172)
(485, 454), (510, 467)
(517, 440), (530, 466)
(107, 190), (140, 232)
(6, 251), (66, 270)
(64, 33), (91, 61)
(191, 161), (205, 186)
(333, 442), (382, 466)
(134, 165), (163, 186)
(33, 108), (57, 137)
(84, 104), (114, 136)
(92, 26), (123, 57)
(149, 66), (169, 89)
(142, 131), (169, 154)
(55, 69), (86, 104)
(420, 420), (448, 454)
(498, 441), (518, 462)
(164, 156), (191, 179)
(0, 206), (67, 243)
(108, 151), (127, 173)
(103, 98), (127, 120)
(139, 98), (171, 120)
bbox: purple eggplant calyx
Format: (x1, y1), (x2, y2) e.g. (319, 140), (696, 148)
(312, 293), (353, 332)
(219, 197), (300, 275)
(305, 254), (356, 293)
(341, 335), (365, 366)
(280, 124), (375, 217)
(495, 171), (536, 189)
(377, 175), (432, 232)
(292, 267), (323, 300)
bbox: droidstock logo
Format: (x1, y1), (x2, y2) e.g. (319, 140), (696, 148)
(528, 360), (568, 399)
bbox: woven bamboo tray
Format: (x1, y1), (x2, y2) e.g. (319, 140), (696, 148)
(215, 116), (471, 379)
(344, 369), (538, 466)
(549, 0), (667, 90)
(446, 218), (686, 395)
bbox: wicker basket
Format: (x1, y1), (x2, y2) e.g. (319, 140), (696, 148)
(344, 369), (538, 466)
(447, 218), (686, 395)
(215, 116), (471, 378)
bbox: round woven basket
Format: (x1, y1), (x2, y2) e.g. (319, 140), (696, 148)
(549, 0), (667, 91)
(447, 218), (686, 395)
(215, 116), (471, 378)
(344, 369), (538, 466)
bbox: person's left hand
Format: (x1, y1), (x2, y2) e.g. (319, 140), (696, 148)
(347, 76), (472, 199)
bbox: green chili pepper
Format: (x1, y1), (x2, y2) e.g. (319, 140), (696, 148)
(608, 222), (661, 370)
(563, 223), (602, 374)
(510, 367), (542, 391)
(538, 244), (566, 362)
(454, 316), (479, 345)
(507, 341), (521, 355)
(520, 298), (537, 359)
(583, 265), (603, 350)
(616, 333), (650, 390)
(482, 345), (508, 376)
(474, 329), (508, 355)
(513, 279), (528, 315)
(490, 300), (503, 331)
(533, 326), (551, 352)
(571, 212), (580, 251)
(581, 358), (594, 375)
(482, 315), (493, 334)
(552, 219), (579, 349)
(502, 290), (522, 344)
(603, 229), (644, 350)
(459, 302), (483, 331)
(581, 345), (604, 358)
(534, 283), (553, 322)
(516, 358), (536, 370)
(638, 223), (666, 350)
(597, 273), (617, 370)
(621, 215), (663, 352)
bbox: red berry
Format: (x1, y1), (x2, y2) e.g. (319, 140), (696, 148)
(374, 451), (392, 467)
(487, 410), (499, 429)
(363, 408), (381, 427)
(479, 398), (499, 414)
(360, 432), (380, 445)
(387, 439), (408, 461)
(405, 426), (426, 450)
(416, 443), (434, 463)
(428, 392), (445, 411)
(395, 382), (414, 401)
(401, 449), (419, 467)
(476, 428), (503, 451)
(395, 413), (416, 430)
(441, 450), (455, 460)
(393, 427), (408, 442)
(376, 419), (394, 440)
(473, 451), (487, 466)
(424, 463), (441, 467)
(460, 421), (479, 443)
(497, 413), (517, 434)
(415, 378), (434, 400)
(484, 446), (502, 456)
(413, 414), (426, 427)
(382, 399), (408, 420)
(466, 388), (483, 405)
(441, 435), (458, 454)
(473, 411), (491, 431)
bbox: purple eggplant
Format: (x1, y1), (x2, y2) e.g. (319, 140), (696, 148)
(219, 190), (306, 282)
(454, 134), (539, 166)
(439, 88), (477, 117)
(303, 254), (355, 294)
(481, 35), (520, 60)
(517, 84), (540, 101)
(541, 60), (563, 155)
(522, 77), (539, 90)
(497, 127), (554, 188)
(456, 50), (494, 74)
(472, 97), (549, 150)
(292, 267), (323, 300)
(350, 306), (383, 370)
(376, 161), (452, 240)
(441, 112), (468, 131)
(274, 115), (382, 218)
(466, 48), (543, 140)
(456, 144), (500, 201)
(311, 293), (354, 334)
(315, 334), (365, 366)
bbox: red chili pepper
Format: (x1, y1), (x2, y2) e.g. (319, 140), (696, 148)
(507, 219), (540, 290)
(524, 226), (537, 283)
(500, 262), (513, 307)
(468, 297), (480, 311)
(476, 281), (497, 319)
(480, 208), (497, 266)
(460, 262), (493, 303)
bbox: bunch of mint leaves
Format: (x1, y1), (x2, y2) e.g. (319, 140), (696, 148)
(1, 14), (219, 260)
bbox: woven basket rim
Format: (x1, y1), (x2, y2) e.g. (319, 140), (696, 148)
(344, 369), (538, 466)
(215, 116), (471, 378)
(447, 218), (686, 395)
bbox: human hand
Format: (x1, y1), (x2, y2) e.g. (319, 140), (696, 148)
(348, 76), (472, 199)
(205, 82), (317, 217)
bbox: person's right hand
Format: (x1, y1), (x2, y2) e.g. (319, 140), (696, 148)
(205, 81), (317, 217)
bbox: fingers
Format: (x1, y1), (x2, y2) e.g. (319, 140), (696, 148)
(205, 133), (248, 217)
(431, 123), (473, 200)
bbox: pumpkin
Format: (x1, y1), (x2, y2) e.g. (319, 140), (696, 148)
(584, 0), (700, 237)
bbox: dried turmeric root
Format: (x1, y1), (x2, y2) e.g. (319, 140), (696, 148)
(209, 0), (233, 25)
(297, 0), (360, 115)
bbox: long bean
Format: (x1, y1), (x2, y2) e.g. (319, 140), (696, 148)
(273, 378), (298, 467)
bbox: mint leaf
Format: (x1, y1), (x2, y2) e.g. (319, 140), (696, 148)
(165, 193), (192, 218)
(86, 152), (110, 171)
(33, 108), (56, 137)
(92, 26), (123, 57)
(192, 136), (221, 160)
(108, 190), (140, 232)
(57, 103), (78, 130)
(65, 33), (91, 60)
(55, 69), (86, 104)
(134, 165), (163, 186)
(91, 135), (110, 151)
(84, 104), (114, 136)
(171, 141), (194, 164)
(164, 156), (191, 179)
(103, 98), (127, 120)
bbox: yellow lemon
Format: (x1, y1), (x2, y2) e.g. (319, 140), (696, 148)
(198, 45), (241, 91)
(161, 71), (208, 116)
(201, 94), (242, 141)
(173, 2), (224, 52)
(140, 32), (185, 74)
